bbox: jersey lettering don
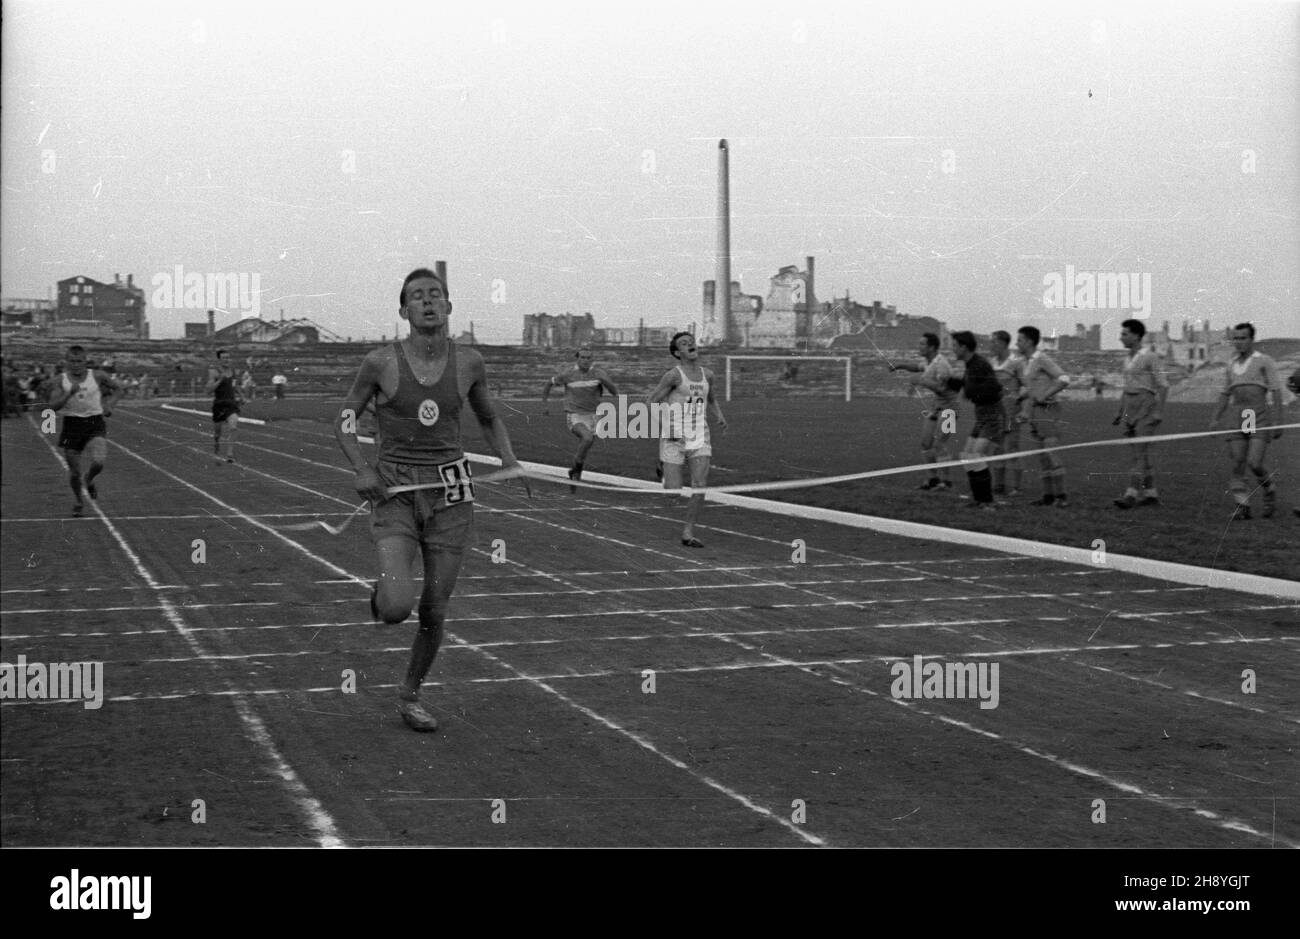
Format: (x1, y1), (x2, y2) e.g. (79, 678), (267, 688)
(61, 371), (104, 418)
(665, 366), (710, 446)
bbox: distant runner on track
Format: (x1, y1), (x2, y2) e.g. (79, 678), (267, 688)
(542, 346), (619, 489)
(46, 345), (117, 517)
(335, 267), (527, 733)
(207, 349), (241, 464)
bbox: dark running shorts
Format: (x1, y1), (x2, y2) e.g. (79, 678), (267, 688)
(213, 402), (240, 424)
(970, 402), (1005, 442)
(59, 415), (107, 452)
(369, 457), (475, 548)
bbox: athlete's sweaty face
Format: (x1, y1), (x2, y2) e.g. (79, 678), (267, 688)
(65, 351), (89, 380)
(1015, 333), (1035, 358)
(402, 277), (450, 330)
(1119, 327), (1139, 350)
(576, 350), (594, 371)
(990, 336), (1009, 358)
(674, 336), (698, 361)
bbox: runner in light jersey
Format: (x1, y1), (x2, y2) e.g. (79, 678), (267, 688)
(46, 345), (118, 517)
(989, 330), (1026, 496)
(1112, 319), (1169, 509)
(647, 331), (727, 547)
(541, 346), (618, 488)
(890, 332), (957, 491)
(1209, 322), (1285, 519)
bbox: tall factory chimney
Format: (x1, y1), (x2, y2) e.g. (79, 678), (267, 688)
(716, 139), (731, 345)
(436, 260), (448, 295)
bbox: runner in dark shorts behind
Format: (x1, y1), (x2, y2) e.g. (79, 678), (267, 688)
(207, 349), (241, 464)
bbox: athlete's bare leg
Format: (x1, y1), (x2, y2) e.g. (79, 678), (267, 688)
(83, 437), (107, 496)
(64, 447), (85, 512)
(682, 454), (710, 544)
(571, 423), (596, 466)
(373, 536), (419, 624)
(403, 534), (469, 700)
(214, 413), (239, 461)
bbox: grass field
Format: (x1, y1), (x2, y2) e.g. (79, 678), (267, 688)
(232, 393), (1300, 580)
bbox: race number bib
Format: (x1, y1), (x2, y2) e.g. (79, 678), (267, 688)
(438, 456), (475, 506)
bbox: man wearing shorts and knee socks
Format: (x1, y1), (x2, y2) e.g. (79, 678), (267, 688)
(989, 330), (1025, 496)
(1112, 319), (1168, 509)
(946, 331), (1003, 508)
(1016, 326), (1071, 507)
(1210, 322), (1285, 520)
(891, 332), (958, 491)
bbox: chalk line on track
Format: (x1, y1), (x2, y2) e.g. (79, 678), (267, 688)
(8, 603), (1291, 643)
(138, 404), (1299, 598)
(461, 482), (1300, 847)
(123, 407), (1299, 845)
(99, 417), (831, 847)
(25, 420), (345, 849)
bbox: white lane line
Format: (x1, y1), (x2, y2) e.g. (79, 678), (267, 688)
(1, 512), (362, 523)
(98, 425), (829, 847)
(161, 403), (266, 425)
(0, 558), (1071, 595)
(474, 487), (1300, 847)
(10, 606), (1292, 642)
(25, 420), (345, 849)
(11, 631), (1293, 670)
(2, 586), (1219, 620)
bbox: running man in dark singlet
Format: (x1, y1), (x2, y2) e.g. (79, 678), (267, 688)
(46, 345), (118, 517)
(207, 349), (241, 464)
(335, 267), (527, 732)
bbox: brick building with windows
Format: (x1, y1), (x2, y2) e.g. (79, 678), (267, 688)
(56, 274), (148, 338)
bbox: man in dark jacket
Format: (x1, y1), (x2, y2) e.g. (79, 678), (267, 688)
(947, 331), (1003, 508)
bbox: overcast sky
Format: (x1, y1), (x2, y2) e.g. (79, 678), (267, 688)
(3, 0), (1296, 347)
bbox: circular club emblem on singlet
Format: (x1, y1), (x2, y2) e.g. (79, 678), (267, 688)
(417, 399), (440, 427)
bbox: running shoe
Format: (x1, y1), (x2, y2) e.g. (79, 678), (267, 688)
(397, 700), (439, 733)
(681, 536), (705, 548)
(1232, 504), (1252, 521)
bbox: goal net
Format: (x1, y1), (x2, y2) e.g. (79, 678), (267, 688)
(723, 355), (852, 401)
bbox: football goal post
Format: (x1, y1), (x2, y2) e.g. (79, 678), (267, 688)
(723, 355), (852, 402)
